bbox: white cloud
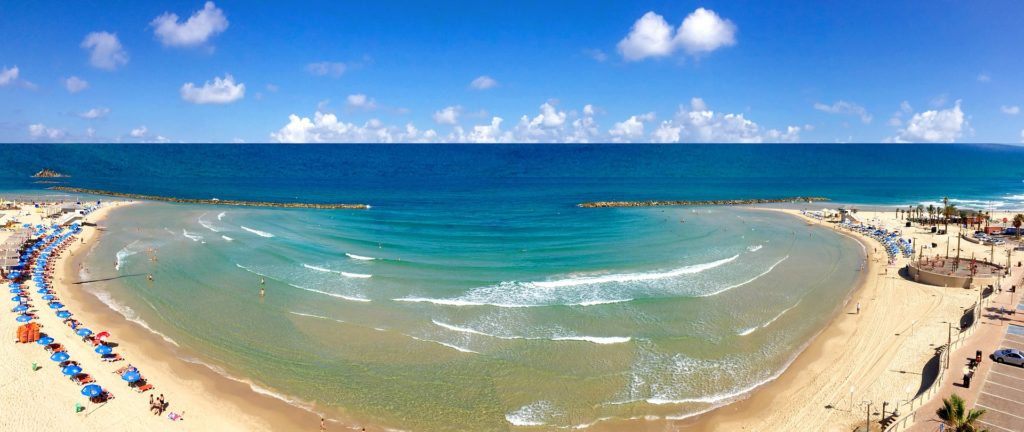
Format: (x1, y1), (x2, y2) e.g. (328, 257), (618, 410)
(814, 100), (872, 124)
(270, 111), (438, 143)
(1000, 105), (1020, 115)
(78, 107), (110, 119)
(650, 98), (799, 143)
(180, 74), (245, 104)
(28, 123), (65, 140)
(900, 101), (913, 113)
(618, 8), (735, 61)
(306, 62), (347, 77)
(265, 84), (279, 92)
(433, 105), (462, 125)
(977, 73), (991, 82)
(81, 32), (128, 70)
(0, 66), (18, 86)
(151, 1), (228, 47)
(64, 76), (88, 93)
(617, 12), (675, 61)
(887, 100), (965, 143)
(470, 75), (498, 90)
(130, 126), (148, 138)
(674, 8), (737, 54)
(269, 99), (796, 143)
(346, 93), (376, 110)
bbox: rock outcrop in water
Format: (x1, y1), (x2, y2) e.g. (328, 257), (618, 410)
(578, 197), (829, 208)
(32, 169), (69, 178)
(48, 187), (369, 209)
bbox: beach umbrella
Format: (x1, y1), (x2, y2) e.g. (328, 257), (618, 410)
(56, 311), (72, 318)
(95, 331), (110, 341)
(42, 294), (55, 301)
(13, 304), (28, 312)
(121, 370), (141, 383)
(76, 328), (93, 337)
(50, 352), (70, 362)
(11, 295), (26, 302)
(36, 336), (54, 345)
(9, 288), (22, 293)
(48, 302), (64, 309)
(80, 385), (102, 398)
(94, 345), (112, 355)
(62, 365), (82, 376)
(15, 314), (32, 322)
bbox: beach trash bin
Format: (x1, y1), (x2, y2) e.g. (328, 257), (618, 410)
(75, 402), (84, 413)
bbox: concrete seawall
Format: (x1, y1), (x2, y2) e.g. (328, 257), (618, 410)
(48, 187), (369, 210)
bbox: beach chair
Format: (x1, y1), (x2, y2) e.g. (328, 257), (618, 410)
(134, 384), (155, 393)
(73, 374), (95, 385)
(45, 343), (65, 353)
(100, 353), (124, 362)
(113, 366), (131, 375)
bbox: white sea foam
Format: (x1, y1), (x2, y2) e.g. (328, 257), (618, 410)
(761, 302), (799, 329)
(529, 255), (738, 289)
(197, 214), (219, 232)
(345, 253), (375, 261)
(235, 263), (371, 302)
(182, 229), (203, 242)
(114, 240), (140, 271)
(747, 244), (763, 252)
(395, 255), (738, 308)
(241, 226), (274, 238)
(431, 320), (630, 344)
(506, 401), (556, 426)
(217, 211), (226, 221)
(289, 311), (346, 324)
(698, 255), (789, 298)
(221, 235), (233, 241)
(178, 356), (318, 413)
(736, 326), (758, 336)
(90, 289), (180, 347)
(406, 335), (478, 354)
(303, 263), (372, 279)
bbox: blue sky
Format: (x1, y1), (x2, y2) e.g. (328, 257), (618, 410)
(1, 1), (1023, 143)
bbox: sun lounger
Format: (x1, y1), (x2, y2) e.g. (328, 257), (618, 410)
(73, 374), (95, 385)
(100, 353), (124, 362)
(134, 384), (155, 393)
(113, 366), (131, 375)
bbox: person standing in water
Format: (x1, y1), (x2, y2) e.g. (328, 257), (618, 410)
(259, 277), (266, 297)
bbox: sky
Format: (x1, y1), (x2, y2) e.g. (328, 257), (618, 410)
(2, 1), (1023, 143)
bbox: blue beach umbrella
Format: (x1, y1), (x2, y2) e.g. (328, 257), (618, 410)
(9, 288), (22, 293)
(121, 370), (141, 383)
(42, 294), (55, 300)
(56, 311), (72, 318)
(37, 288), (49, 294)
(76, 328), (93, 337)
(36, 336), (54, 345)
(50, 352), (70, 362)
(81, 384), (102, 397)
(15, 314), (32, 322)
(94, 345), (112, 355)
(62, 365), (82, 376)
(11, 296), (26, 302)
(13, 304), (28, 312)
(48, 302), (64, 309)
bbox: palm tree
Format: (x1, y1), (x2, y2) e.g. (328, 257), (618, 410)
(928, 204), (936, 222)
(917, 204), (925, 221)
(936, 393), (988, 432)
(1013, 214), (1024, 239)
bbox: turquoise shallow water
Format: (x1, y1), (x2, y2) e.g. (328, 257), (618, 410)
(78, 202), (862, 430)
(2, 144), (1023, 430)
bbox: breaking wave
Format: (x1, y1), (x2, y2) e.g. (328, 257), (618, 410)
(345, 253), (375, 261)
(241, 226), (274, 238)
(431, 320), (631, 345)
(697, 255), (789, 298)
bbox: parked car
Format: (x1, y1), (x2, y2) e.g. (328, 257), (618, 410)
(992, 348), (1024, 366)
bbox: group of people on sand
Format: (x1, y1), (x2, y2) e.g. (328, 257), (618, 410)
(150, 393), (185, 421)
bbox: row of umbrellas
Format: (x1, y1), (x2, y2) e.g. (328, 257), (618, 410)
(8, 223), (115, 401)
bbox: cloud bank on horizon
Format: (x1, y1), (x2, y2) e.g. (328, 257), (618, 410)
(0, 1), (1020, 143)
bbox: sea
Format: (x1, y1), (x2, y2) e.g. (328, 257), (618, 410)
(1, 144), (1023, 430)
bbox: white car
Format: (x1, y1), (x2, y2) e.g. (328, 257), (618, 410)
(992, 348), (1024, 366)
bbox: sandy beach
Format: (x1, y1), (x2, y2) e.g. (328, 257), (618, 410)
(1, 202), (334, 432)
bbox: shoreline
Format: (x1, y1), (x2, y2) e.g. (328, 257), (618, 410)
(36, 202), (345, 431)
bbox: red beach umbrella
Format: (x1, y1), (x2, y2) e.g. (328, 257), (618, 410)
(96, 331), (111, 341)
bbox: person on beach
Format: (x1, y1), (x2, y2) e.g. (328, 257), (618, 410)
(856, 302), (861, 314)
(320, 417), (327, 431)
(148, 274), (154, 282)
